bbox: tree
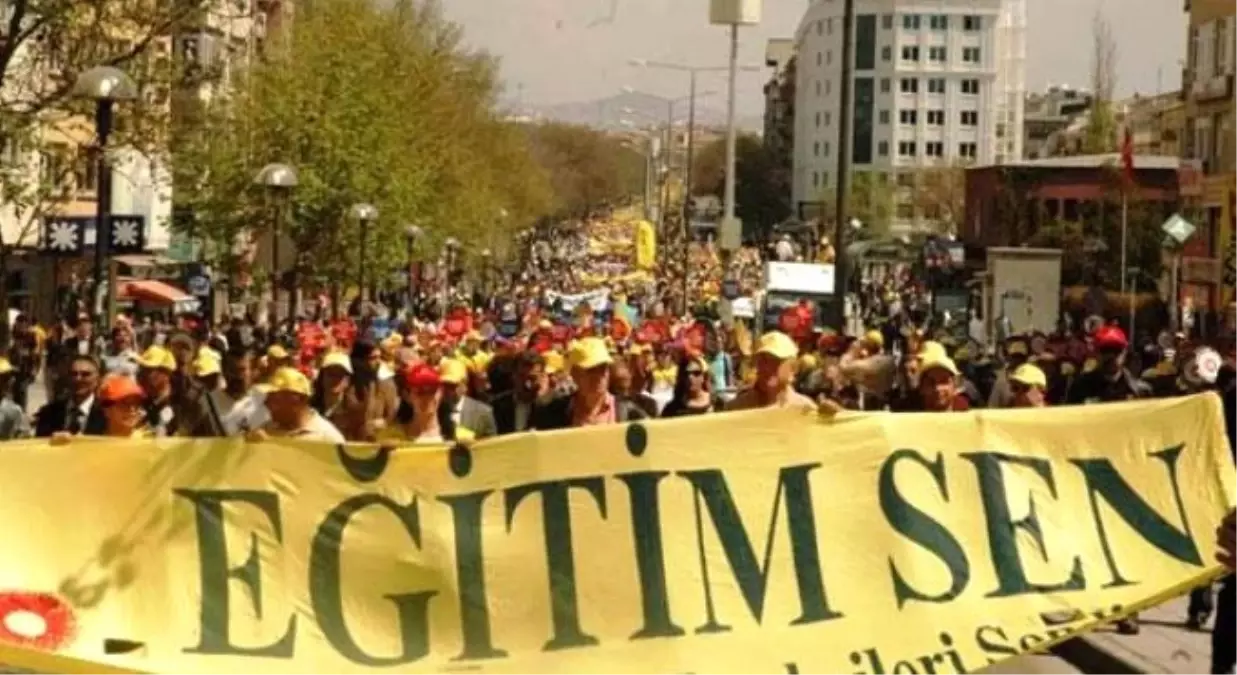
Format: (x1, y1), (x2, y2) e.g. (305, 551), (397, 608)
(1082, 10), (1119, 154)
(522, 122), (645, 218)
(174, 0), (553, 297)
(0, 0), (207, 341)
(691, 132), (792, 237)
(817, 171), (896, 240)
(911, 165), (967, 234)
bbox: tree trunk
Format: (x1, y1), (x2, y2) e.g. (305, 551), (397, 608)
(0, 246), (11, 351)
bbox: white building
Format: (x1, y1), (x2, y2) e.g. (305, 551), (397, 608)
(792, 0), (1026, 234)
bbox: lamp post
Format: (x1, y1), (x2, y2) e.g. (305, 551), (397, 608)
(74, 65), (137, 330)
(254, 162), (298, 324)
(350, 202), (377, 305)
(480, 248), (492, 301)
(444, 237), (460, 302)
(404, 223), (422, 315)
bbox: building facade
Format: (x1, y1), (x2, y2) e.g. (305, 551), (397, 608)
(1022, 85), (1092, 158)
(1181, 0), (1234, 322)
(792, 0), (1026, 234)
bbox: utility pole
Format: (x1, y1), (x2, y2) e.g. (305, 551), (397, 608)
(831, 0), (855, 329)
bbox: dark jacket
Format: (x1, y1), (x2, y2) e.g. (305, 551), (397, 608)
(34, 397), (106, 437)
(1066, 368), (1150, 405)
(531, 393), (648, 431)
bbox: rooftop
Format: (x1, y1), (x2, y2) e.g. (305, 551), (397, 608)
(977, 154), (1182, 170)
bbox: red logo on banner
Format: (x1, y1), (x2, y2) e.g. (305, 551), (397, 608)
(0, 592), (76, 651)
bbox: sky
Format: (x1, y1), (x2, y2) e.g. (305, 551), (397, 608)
(440, 0), (1187, 116)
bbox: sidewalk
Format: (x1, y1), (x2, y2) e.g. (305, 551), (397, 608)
(1055, 593), (1215, 674)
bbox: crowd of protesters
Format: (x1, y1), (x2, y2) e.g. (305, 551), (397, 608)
(2, 210), (1236, 672)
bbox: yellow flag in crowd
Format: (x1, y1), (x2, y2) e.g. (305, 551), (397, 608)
(0, 395), (1231, 674)
(634, 219), (656, 269)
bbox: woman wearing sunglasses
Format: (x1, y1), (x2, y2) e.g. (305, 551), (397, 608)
(662, 356), (715, 418)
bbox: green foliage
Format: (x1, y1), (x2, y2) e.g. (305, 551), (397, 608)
(1028, 194), (1166, 287)
(818, 171), (896, 239)
(522, 122), (645, 218)
(173, 0), (553, 287)
(912, 165), (967, 234)
(1082, 99), (1119, 154)
(691, 132), (792, 237)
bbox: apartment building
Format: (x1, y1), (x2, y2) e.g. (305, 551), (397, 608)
(1180, 0), (1234, 323)
(792, 0), (1026, 234)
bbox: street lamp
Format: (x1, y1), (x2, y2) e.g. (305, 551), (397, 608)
(480, 247), (493, 298)
(74, 65), (136, 330)
(443, 237), (460, 302)
(254, 163), (298, 323)
(404, 223), (422, 314)
(350, 202), (378, 304)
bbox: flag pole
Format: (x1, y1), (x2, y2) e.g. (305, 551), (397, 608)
(1120, 189), (1128, 296)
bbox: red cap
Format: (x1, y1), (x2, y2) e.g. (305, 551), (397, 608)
(403, 363), (441, 389)
(1094, 325), (1128, 350)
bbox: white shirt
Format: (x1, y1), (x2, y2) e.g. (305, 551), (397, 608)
(289, 413), (346, 443)
(222, 388), (270, 436)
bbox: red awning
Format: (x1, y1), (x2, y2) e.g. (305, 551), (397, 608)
(118, 279), (193, 306)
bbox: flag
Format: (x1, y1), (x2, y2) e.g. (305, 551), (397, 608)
(1120, 126), (1135, 185)
(634, 220), (656, 270)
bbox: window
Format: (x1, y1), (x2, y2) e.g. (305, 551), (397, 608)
(820, 171), (830, 187)
(963, 15), (981, 31)
(879, 109), (890, 124)
(827, 17), (834, 34)
(897, 202), (915, 219)
(812, 171), (819, 187)
(927, 109), (944, 125)
(814, 141), (821, 157)
(927, 77), (945, 93)
(825, 111), (833, 125)
(826, 49), (833, 65)
(815, 111), (822, 128)
(929, 46), (947, 62)
(958, 142), (977, 159)
(896, 172), (916, 188)
(925, 141), (944, 157)
(898, 141), (917, 156)
(823, 141), (831, 157)
(825, 79), (832, 95)
(902, 14), (921, 30)
(899, 109), (918, 125)
(816, 51), (822, 66)
(881, 45), (892, 62)
(900, 77), (918, 93)
(901, 46), (920, 62)
(882, 14), (893, 30)
(815, 80), (821, 96)
(960, 110), (978, 126)
(880, 78), (891, 93)
(1216, 18), (1228, 74)
(878, 140), (890, 156)
(962, 47), (981, 63)
(75, 149), (99, 193)
(930, 14), (948, 30)
(816, 20), (823, 35)
(960, 78), (980, 95)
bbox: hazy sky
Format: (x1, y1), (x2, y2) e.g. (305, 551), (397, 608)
(441, 0), (1186, 115)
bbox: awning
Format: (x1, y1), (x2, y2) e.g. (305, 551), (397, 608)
(118, 279), (200, 313)
(113, 254), (181, 268)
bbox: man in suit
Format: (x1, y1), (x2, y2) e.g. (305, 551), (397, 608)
(491, 350), (547, 435)
(439, 358), (496, 439)
(35, 355), (105, 437)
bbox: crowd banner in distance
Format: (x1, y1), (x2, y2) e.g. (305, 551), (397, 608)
(634, 219), (656, 270)
(0, 394), (1232, 674)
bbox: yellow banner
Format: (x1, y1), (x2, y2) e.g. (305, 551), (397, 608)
(0, 395), (1232, 674)
(634, 219), (656, 270)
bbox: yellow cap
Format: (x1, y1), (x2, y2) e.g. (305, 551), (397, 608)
(267, 344), (290, 360)
(1083, 357), (1098, 373)
(381, 334), (403, 350)
(0, 357), (13, 375)
(137, 346), (177, 371)
(568, 337), (613, 370)
(918, 341), (948, 361)
(798, 354), (819, 371)
(267, 367), (312, 397)
(1010, 363), (1047, 389)
(919, 354), (960, 378)
(756, 331), (798, 360)
(321, 351), (353, 374)
(192, 350), (222, 377)
(544, 350), (565, 374)
(439, 358), (468, 385)
(863, 330), (884, 348)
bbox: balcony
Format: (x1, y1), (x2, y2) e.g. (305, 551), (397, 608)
(1191, 73), (1234, 103)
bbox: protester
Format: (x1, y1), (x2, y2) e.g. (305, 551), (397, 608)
(1009, 363), (1048, 408)
(662, 355), (715, 417)
(379, 363), (458, 443)
(0, 358), (30, 439)
(251, 367), (345, 442)
(533, 337), (648, 429)
(439, 358), (497, 439)
(34, 355), (104, 437)
(727, 331), (815, 411)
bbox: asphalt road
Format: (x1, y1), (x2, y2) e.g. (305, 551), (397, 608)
(978, 654), (1084, 674)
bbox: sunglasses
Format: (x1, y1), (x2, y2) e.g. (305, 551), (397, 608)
(685, 369), (705, 377)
